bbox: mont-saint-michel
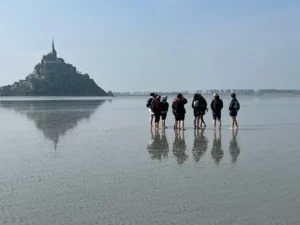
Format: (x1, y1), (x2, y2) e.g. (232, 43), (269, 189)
(0, 40), (108, 96)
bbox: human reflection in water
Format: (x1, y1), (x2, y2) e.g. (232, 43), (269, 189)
(0, 100), (106, 150)
(211, 131), (224, 165)
(229, 129), (240, 164)
(192, 129), (208, 162)
(172, 129), (188, 165)
(147, 128), (169, 161)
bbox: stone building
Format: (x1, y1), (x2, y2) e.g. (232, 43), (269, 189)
(33, 39), (76, 77)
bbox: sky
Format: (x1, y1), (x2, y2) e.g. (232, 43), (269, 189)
(0, 0), (299, 92)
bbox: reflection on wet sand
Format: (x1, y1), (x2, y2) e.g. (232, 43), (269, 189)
(192, 129), (208, 162)
(229, 129), (240, 164)
(211, 131), (224, 165)
(172, 130), (188, 165)
(147, 128), (169, 160)
(0, 100), (106, 149)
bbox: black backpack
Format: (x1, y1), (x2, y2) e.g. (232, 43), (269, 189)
(214, 99), (221, 111)
(150, 99), (157, 112)
(200, 98), (207, 109)
(161, 101), (168, 112)
(173, 99), (180, 110)
(146, 98), (153, 108)
(233, 99), (240, 111)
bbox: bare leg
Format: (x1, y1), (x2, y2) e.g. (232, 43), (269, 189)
(155, 114), (159, 129)
(200, 115), (205, 129)
(150, 114), (154, 126)
(194, 117), (197, 128)
(201, 116), (206, 128)
(213, 120), (216, 130)
(199, 116), (202, 129)
(234, 118), (238, 130)
(181, 120), (185, 130)
(162, 120), (167, 128)
(219, 119), (222, 130)
(231, 117), (235, 129)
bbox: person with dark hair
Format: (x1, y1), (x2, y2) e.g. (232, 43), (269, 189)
(210, 92), (223, 130)
(173, 93), (188, 130)
(160, 96), (169, 129)
(198, 94), (208, 128)
(229, 93), (240, 129)
(172, 96), (180, 129)
(146, 93), (156, 126)
(192, 93), (201, 129)
(150, 95), (161, 129)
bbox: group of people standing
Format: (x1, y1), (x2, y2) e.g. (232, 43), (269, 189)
(146, 92), (240, 130)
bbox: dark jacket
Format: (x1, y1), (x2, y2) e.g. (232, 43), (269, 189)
(174, 98), (188, 114)
(160, 101), (169, 113)
(146, 97), (154, 108)
(210, 96), (223, 113)
(199, 96), (207, 110)
(229, 98), (240, 111)
(172, 98), (179, 110)
(193, 97), (207, 110)
(151, 99), (161, 114)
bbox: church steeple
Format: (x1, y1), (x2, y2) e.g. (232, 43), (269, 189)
(52, 38), (57, 58)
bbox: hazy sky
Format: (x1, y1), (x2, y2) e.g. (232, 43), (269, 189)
(0, 0), (299, 92)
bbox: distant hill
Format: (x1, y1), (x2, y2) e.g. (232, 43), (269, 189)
(0, 40), (108, 96)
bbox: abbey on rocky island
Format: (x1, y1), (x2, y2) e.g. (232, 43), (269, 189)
(0, 40), (108, 96)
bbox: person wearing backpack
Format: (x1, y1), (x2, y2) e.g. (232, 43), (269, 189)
(174, 93), (188, 130)
(172, 96), (180, 129)
(160, 96), (169, 129)
(198, 94), (208, 129)
(229, 93), (240, 130)
(210, 92), (223, 130)
(150, 95), (162, 129)
(146, 93), (156, 127)
(192, 93), (201, 129)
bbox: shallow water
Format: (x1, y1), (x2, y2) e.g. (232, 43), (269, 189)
(0, 96), (300, 225)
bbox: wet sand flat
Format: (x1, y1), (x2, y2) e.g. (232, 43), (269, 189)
(0, 96), (300, 225)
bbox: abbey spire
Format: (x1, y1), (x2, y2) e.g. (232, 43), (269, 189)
(52, 38), (57, 58)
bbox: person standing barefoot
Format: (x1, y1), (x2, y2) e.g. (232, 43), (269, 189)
(174, 93), (188, 130)
(192, 93), (200, 129)
(160, 96), (169, 129)
(146, 93), (156, 127)
(172, 96), (180, 129)
(153, 96), (162, 129)
(229, 93), (240, 129)
(198, 94), (208, 129)
(210, 93), (223, 130)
